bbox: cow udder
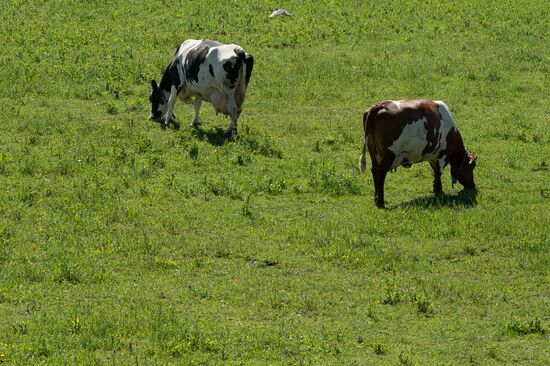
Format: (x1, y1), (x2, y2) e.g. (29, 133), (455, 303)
(209, 90), (229, 116)
(208, 86), (246, 117)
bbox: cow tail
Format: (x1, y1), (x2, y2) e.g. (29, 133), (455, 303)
(363, 104), (384, 136)
(359, 104), (385, 173)
(234, 48), (247, 95)
(243, 53), (253, 87)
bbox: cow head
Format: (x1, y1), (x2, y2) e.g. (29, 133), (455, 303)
(149, 80), (167, 120)
(453, 150), (477, 189)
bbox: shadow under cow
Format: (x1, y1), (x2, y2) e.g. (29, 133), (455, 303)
(191, 126), (232, 146)
(151, 117), (181, 130)
(153, 118), (242, 146)
(394, 189), (478, 209)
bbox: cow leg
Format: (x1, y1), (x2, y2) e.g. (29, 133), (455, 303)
(224, 92), (240, 136)
(164, 85), (178, 127)
(371, 167), (378, 206)
(191, 98), (202, 127)
(430, 160), (443, 195)
(371, 163), (387, 208)
(375, 168), (387, 208)
(359, 137), (368, 173)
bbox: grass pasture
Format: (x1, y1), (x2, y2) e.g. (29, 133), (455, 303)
(0, 0), (549, 364)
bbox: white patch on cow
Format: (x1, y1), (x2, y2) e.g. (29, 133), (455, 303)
(387, 101), (458, 170)
(435, 100), (458, 162)
(388, 117), (429, 169)
(435, 101), (457, 129)
(390, 100), (401, 109)
(192, 98), (202, 126)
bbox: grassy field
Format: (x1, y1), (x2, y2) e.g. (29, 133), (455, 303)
(0, 0), (548, 364)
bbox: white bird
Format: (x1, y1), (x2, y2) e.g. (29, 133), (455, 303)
(269, 9), (293, 18)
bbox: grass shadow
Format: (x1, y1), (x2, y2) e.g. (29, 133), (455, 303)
(394, 189), (478, 209)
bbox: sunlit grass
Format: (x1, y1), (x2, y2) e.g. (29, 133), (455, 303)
(0, 0), (548, 364)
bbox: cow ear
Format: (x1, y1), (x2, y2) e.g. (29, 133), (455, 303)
(151, 79), (158, 90)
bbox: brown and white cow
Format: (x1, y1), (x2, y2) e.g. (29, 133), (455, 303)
(359, 100), (477, 208)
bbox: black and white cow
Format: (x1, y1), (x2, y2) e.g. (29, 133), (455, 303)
(149, 39), (254, 136)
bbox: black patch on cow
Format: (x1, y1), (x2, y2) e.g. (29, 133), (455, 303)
(223, 61), (238, 88)
(225, 48), (247, 88)
(209, 64), (214, 77)
(244, 53), (254, 86)
(159, 57), (181, 92)
(149, 80), (166, 119)
(234, 48), (245, 60)
(149, 89), (163, 105)
(222, 49), (245, 89)
(185, 46), (209, 83)
(184, 40), (223, 83)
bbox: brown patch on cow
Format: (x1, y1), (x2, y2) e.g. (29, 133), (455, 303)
(363, 104), (386, 135)
(446, 128), (463, 168)
(422, 103), (443, 155)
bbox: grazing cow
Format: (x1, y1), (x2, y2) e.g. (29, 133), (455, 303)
(149, 39), (254, 136)
(359, 100), (477, 208)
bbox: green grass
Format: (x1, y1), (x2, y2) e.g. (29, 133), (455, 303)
(1, 0), (549, 364)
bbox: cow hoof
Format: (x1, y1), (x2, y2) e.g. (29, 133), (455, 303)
(227, 129), (238, 138)
(191, 122), (201, 128)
